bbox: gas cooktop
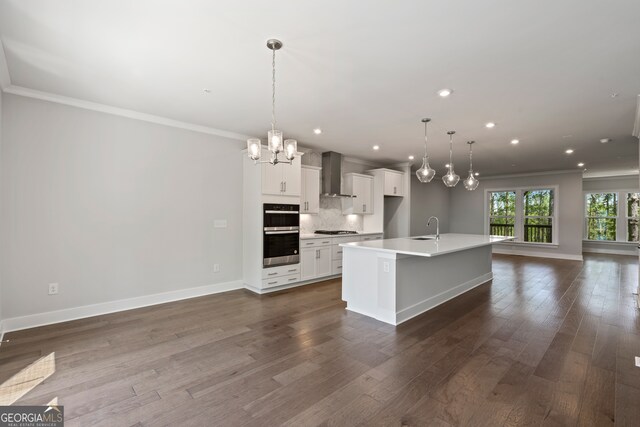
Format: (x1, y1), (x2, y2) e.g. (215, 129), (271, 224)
(314, 230), (359, 235)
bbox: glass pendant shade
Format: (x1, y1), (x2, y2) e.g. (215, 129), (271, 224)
(442, 131), (459, 187)
(247, 138), (262, 161)
(416, 156), (436, 182)
(284, 139), (297, 160)
(268, 129), (283, 153)
(442, 165), (460, 187)
(463, 140), (479, 191)
(463, 173), (479, 190)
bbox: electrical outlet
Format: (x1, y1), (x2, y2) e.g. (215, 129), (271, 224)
(383, 262), (390, 273)
(48, 283), (59, 295)
(213, 264), (220, 273)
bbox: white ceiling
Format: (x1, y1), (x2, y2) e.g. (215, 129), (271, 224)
(1, 0), (639, 176)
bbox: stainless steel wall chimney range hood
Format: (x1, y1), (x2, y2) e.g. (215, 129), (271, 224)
(321, 151), (356, 198)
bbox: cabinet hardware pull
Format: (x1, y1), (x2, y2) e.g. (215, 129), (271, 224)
(284, 182), (287, 192)
(363, 204), (366, 212)
(268, 281), (278, 285)
(268, 272), (277, 276)
(288, 269), (296, 272)
(316, 249), (320, 259)
(288, 277), (297, 281)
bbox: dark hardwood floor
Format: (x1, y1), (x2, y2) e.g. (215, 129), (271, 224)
(1, 253), (639, 426)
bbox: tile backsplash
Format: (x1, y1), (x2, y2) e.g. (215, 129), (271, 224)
(300, 197), (363, 233)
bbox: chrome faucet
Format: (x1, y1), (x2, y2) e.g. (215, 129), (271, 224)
(427, 216), (440, 240)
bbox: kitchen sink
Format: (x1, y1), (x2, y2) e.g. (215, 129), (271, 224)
(411, 236), (435, 240)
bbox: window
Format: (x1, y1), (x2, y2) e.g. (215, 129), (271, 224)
(585, 193), (617, 241)
(627, 193), (640, 242)
(488, 191), (516, 237)
(523, 189), (554, 243)
(486, 187), (557, 245)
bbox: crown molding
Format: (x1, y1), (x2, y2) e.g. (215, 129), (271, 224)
(479, 169), (583, 180)
(3, 85), (251, 142)
(583, 169), (639, 179)
(0, 41), (11, 90)
(633, 94), (640, 139)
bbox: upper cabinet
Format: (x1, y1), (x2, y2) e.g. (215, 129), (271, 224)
(301, 166), (321, 214)
(342, 173), (374, 215)
(383, 170), (404, 197)
(261, 149), (301, 196)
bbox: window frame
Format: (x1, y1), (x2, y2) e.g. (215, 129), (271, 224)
(582, 189), (640, 244)
(484, 185), (559, 246)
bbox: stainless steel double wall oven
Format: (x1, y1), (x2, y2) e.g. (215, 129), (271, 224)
(263, 203), (299, 267)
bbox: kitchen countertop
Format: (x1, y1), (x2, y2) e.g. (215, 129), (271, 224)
(300, 231), (384, 240)
(339, 233), (514, 257)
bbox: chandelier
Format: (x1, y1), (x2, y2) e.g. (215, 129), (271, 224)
(463, 141), (480, 191)
(415, 118), (436, 183)
(247, 39), (297, 165)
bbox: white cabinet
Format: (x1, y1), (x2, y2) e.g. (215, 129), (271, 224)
(301, 166), (320, 214)
(301, 241), (332, 281)
(383, 170), (404, 196)
(261, 150), (301, 196)
(342, 173), (374, 215)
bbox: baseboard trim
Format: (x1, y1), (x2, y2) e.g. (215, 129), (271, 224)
(582, 247), (637, 256)
(2, 280), (243, 333)
(0, 320), (5, 347)
(396, 272), (494, 325)
(492, 247), (583, 261)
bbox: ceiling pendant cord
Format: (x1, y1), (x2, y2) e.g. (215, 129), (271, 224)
(468, 140), (473, 173)
(448, 131), (454, 169)
(271, 43), (276, 133)
(423, 118), (429, 159)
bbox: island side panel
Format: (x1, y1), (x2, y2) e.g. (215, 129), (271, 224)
(341, 246), (397, 325)
(395, 245), (493, 324)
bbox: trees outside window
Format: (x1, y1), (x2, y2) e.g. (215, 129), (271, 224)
(585, 193), (617, 241)
(523, 190), (554, 243)
(627, 193), (640, 242)
(488, 191), (516, 237)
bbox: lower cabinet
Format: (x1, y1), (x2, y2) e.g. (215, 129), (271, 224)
(301, 245), (332, 281)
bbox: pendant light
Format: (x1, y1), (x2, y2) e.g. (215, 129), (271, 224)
(416, 118), (436, 183)
(463, 141), (480, 191)
(247, 39), (297, 165)
(442, 131), (460, 187)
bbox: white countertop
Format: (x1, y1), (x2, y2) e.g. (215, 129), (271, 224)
(340, 233), (514, 257)
(300, 231), (383, 240)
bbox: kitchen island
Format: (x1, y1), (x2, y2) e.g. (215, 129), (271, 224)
(340, 233), (514, 325)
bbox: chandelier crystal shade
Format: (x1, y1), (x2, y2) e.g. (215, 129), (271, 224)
(416, 118), (436, 183)
(463, 141), (480, 191)
(442, 131), (460, 187)
(246, 39), (297, 165)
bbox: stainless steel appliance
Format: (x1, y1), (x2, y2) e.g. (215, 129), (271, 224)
(263, 203), (300, 267)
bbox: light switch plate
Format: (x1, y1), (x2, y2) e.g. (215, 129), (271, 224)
(635, 356), (640, 368)
(214, 220), (227, 228)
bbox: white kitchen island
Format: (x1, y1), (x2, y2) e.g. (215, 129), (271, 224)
(340, 233), (514, 325)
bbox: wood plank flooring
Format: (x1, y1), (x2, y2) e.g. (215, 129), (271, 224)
(1, 253), (639, 426)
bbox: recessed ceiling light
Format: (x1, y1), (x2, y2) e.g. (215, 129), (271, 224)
(485, 122), (496, 128)
(372, 145), (380, 151)
(577, 162), (585, 167)
(203, 89), (211, 93)
(408, 155), (415, 160)
(438, 88), (453, 97)
(565, 149), (574, 154)
(600, 138), (611, 143)
(510, 139), (519, 145)
(474, 172), (479, 176)
(313, 128), (322, 135)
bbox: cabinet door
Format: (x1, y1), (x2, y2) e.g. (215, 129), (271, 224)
(300, 168), (308, 212)
(305, 168), (320, 214)
(262, 160), (284, 195)
(384, 172), (403, 196)
(300, 247), (317, 280)
(281, 156), (301, 196)
(351, 176), (365, 214)
(316, 247), (332, 277)
(360, 176), (373, 214)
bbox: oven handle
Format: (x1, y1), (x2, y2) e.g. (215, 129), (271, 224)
(265, 230), (300, 235)
(264, 210), (299, 214)
(264, 226), (300, 232)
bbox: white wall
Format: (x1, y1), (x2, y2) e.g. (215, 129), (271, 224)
(0, 94), (244, 321)
(449, 171), (584, 259)
(410, 175), (451, 236)
(0, 88), (4, 331)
